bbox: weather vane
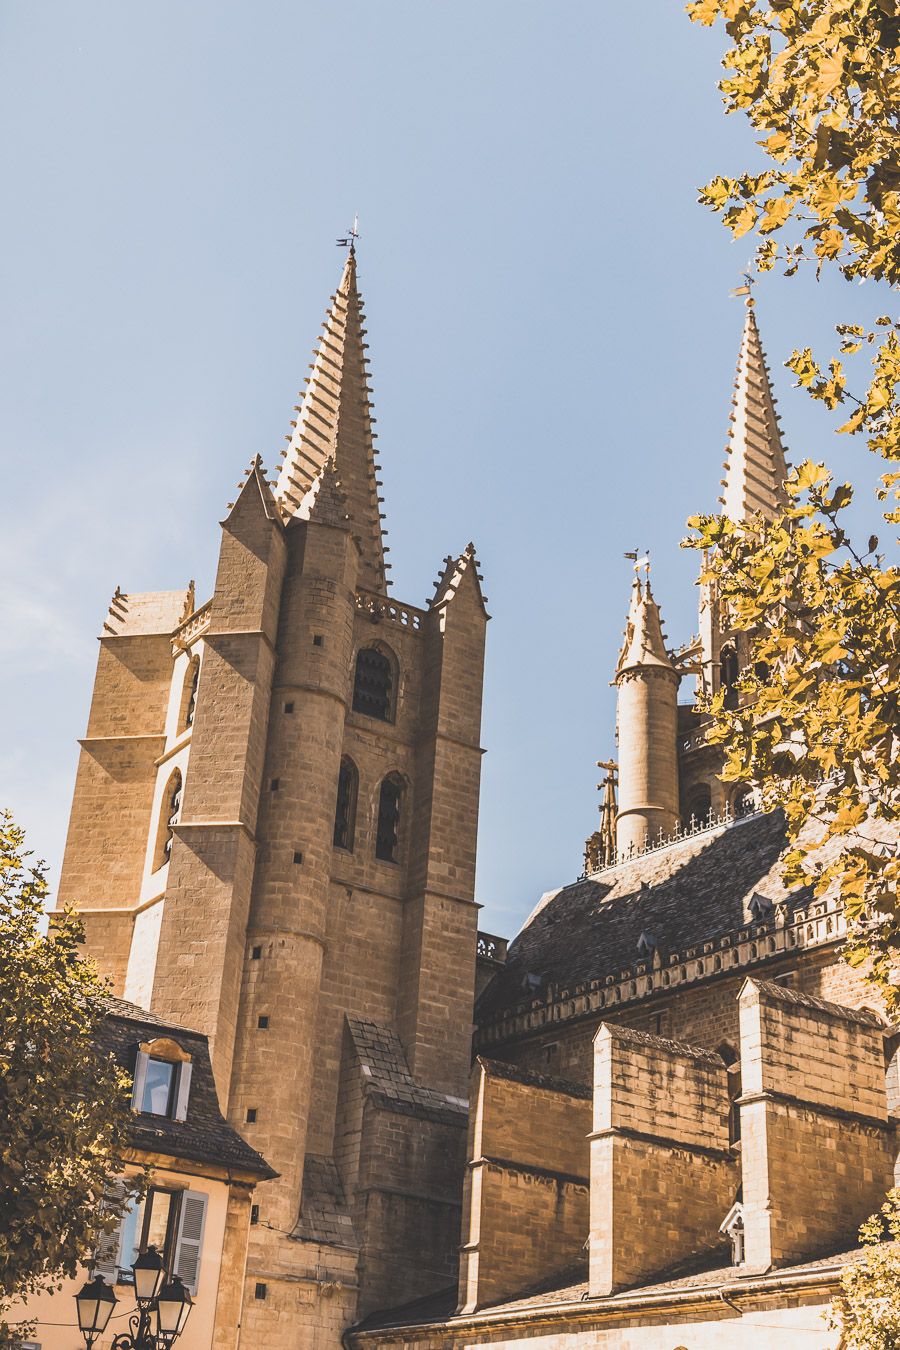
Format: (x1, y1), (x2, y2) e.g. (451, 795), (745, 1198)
(624, 548), (650, 575)
(731, 262), (756, 306)
(336, 214), (360, 250)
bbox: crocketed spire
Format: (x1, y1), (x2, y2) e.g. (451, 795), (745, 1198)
(616, 576), (675, 675)
(719, 300), (789, 523)
(275, 248), (387, 591)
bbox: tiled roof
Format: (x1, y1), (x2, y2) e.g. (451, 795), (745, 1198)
(749, 977), (885, 1027)
(295, 1154), (358, 1249)
(477, 811), (796, 1024)
(102, 588), (191, 637)
(481, 1244), (867, 1315)
(346, 1017), (468, 1126)
(476, 1058), (592, 1100)
(99, 998), (275, 1179)
(353, 1245), (868, 1333)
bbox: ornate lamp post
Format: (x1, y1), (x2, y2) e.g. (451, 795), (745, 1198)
(74, 1247), (193, 1349)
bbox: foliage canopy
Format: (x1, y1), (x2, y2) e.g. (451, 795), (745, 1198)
(0, 810), (134, 1343)
(829, 1189), (900, 1349)
(685, 0), (900, 1023)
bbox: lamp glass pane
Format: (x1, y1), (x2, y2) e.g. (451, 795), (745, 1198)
(157, 1278), (192, 1334)
(133, 1246), (165, 1303)
(76, 1277), (116, 1333)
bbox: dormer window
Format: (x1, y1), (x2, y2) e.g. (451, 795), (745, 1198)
(141, 1058), (176, 1115)
(748, 891), (774, 923)
(636, 930), (657, 959)
(720, 1202), (745, 1265)
(132, 1037), (192, 1121)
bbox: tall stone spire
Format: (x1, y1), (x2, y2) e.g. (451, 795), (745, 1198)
(275, 247), (387, 591)
(719, 300), (789, 523)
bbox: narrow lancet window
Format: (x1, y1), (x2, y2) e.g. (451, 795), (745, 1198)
(154, 770), (183, 872)
(685, 786), (711, 830)
(333, 757), (359, 851)
(185, 657), (200, 728)
(352, 646), (395, 722)
(375, 773), (404, 863)
(721, 646), (739, 710)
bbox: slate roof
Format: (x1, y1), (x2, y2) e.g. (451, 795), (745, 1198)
(99, 997), (275, 1179)
(477, 811), (798, 1024)
(346, 1017), (468, 1126)
(476, 1057), (592, 1100)
(353, 1245), (867, 1333)
(295, 1154), (358, 1249)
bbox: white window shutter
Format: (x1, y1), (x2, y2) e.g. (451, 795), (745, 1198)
(93, 1179), (129, 1282)
(173, 1062), (193, 1121)
(173, 1191), (207, 1294)
(131, 1050), (149, 1112)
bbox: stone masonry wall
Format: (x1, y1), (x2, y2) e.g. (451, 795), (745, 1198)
(458, 1059), (592, 1313)
(494, 946), (885, 1088)
(590, 1024), (737, 1297)
(739, 977), (896, 1270)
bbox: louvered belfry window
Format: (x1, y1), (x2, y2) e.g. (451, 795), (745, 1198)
(352, 646), (394, 721)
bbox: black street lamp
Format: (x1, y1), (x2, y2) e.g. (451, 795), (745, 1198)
(74, 1275), (117, 1349)
(75, 1248), (193, 1350)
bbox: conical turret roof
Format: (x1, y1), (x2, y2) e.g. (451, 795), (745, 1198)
(719, 301), (789, 522)
(616, 577), (675, 676)
(275, 248), (387, 591)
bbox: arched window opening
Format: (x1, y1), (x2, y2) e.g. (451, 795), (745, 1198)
(352, 646), (396, 722)
(153, 770), (183, 873)
(721, 646), (739, 710)
(685, 786), (711, 831)
(184, 657), (200, 729)
(333, 758), (359, 851)
(375, 773), (404, 863)
(176, 655), (201, 734)
(733, 786), (756, 818)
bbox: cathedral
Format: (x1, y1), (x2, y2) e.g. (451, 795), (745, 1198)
(54, 247), (899, 1349)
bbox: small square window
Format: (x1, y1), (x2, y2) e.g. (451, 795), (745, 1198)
(270, 778), (280, 791)
(313, 634), (324, 647)
(251, 946), (262, 960)
(246, 1108), (257, 1123)
(293, 851), (303, 865)
(284, 701), (294, 713)
(255, 1282), (267, 1300)
(250, 1204), (260, 1225)
(258, 1015), (269, 1030)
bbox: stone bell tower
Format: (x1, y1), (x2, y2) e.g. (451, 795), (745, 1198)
(56, 244), (489, 1345)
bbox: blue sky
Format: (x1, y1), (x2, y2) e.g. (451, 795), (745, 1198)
(0, 2), (890, 939)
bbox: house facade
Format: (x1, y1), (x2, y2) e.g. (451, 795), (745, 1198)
(8, 998), (273, 1350)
